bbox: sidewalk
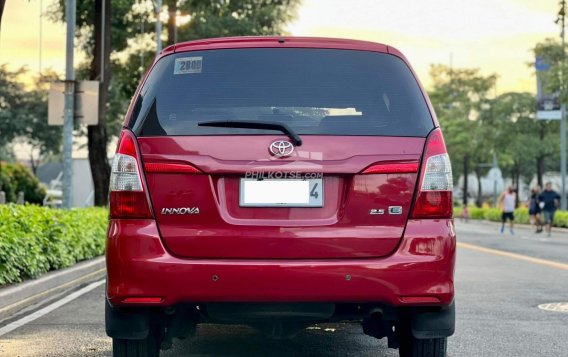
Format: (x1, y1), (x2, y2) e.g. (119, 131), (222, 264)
(0, 256), (105, 324)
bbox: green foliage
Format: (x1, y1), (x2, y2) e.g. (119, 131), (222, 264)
(482, 208), (504, 222)
(467, 207), (487, 220)
(0, 162), (46, 204)
(0, 205), (108, 286)
(454, 206), (568, 228)
(555, 210), (568, 227)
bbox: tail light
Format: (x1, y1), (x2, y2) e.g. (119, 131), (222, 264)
(411, 128), (453, 219)
(109, 130), (153, 219)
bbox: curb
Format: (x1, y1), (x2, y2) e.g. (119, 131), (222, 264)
(0, 256), (106, 323)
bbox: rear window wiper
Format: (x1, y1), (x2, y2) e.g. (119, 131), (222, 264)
(197, 120), (302, 146)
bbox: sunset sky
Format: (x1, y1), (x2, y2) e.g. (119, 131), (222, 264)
(0, 0), (561, 93)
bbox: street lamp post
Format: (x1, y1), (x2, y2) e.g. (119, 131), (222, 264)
(62, 0), (75, 208)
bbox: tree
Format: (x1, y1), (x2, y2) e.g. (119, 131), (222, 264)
(85, 0), (112, 207)
(490, 92), (558, 190)
(177, 0), (299, 40)
(51, 0), (300, 206)
(0, 0), (5, 31)
(428, 64), (497, 206)
(0, 67), (62, 167)
(0, 65), (27, 152)
(0, 65), (25, 196)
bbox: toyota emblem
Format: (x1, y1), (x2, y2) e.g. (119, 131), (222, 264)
(269, 140), (295, 157)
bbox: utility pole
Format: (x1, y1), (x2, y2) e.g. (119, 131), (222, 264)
(101, 0), (105, 83)
(560, 0), (567, 210)
(155, 0), (162, 54)
(62, 0), (75, 208)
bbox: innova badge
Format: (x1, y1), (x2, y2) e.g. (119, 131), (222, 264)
(161, 207), (200, 215)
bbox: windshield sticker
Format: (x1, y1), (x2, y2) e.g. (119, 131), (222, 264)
(174, 57), (202, 74)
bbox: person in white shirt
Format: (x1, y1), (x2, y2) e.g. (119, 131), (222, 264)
(499, 186), (516, 235)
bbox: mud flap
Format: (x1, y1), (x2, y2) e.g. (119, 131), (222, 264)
(105, 299), (151, 340)
(411, 301), (455, 339)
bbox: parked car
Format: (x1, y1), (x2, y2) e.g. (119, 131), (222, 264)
(106, 36), (455, 357)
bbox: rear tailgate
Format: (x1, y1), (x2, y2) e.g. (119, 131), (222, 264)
(131, 46), (434, 259)
(140, 135), (424, 259)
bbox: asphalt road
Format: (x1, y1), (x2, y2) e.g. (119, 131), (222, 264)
(1, 220), (568, 357)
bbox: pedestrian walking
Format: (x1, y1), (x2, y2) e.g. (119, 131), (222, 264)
(528, 185), (542, 233)
(461, 205), (469, 222)
(499, 186), (516, 235)
(538, 182), (561, 237)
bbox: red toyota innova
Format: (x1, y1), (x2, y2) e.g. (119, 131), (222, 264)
(106, 37), (455, 357)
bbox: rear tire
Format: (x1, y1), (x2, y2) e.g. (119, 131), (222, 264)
(398, 325), (447, 357)
(112, 327), (161, 357)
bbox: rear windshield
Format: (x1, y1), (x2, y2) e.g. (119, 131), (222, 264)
(130, 48), (434, 137)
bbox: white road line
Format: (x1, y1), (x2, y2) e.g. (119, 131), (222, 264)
(0, 279), (105, 338)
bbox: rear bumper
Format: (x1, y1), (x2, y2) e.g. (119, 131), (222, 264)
(106, 219), (455, 308)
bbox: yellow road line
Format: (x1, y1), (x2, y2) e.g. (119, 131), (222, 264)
(457, 242), (568, 271)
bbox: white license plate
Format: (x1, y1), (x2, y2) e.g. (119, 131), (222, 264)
(239, 179), (323, 207)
